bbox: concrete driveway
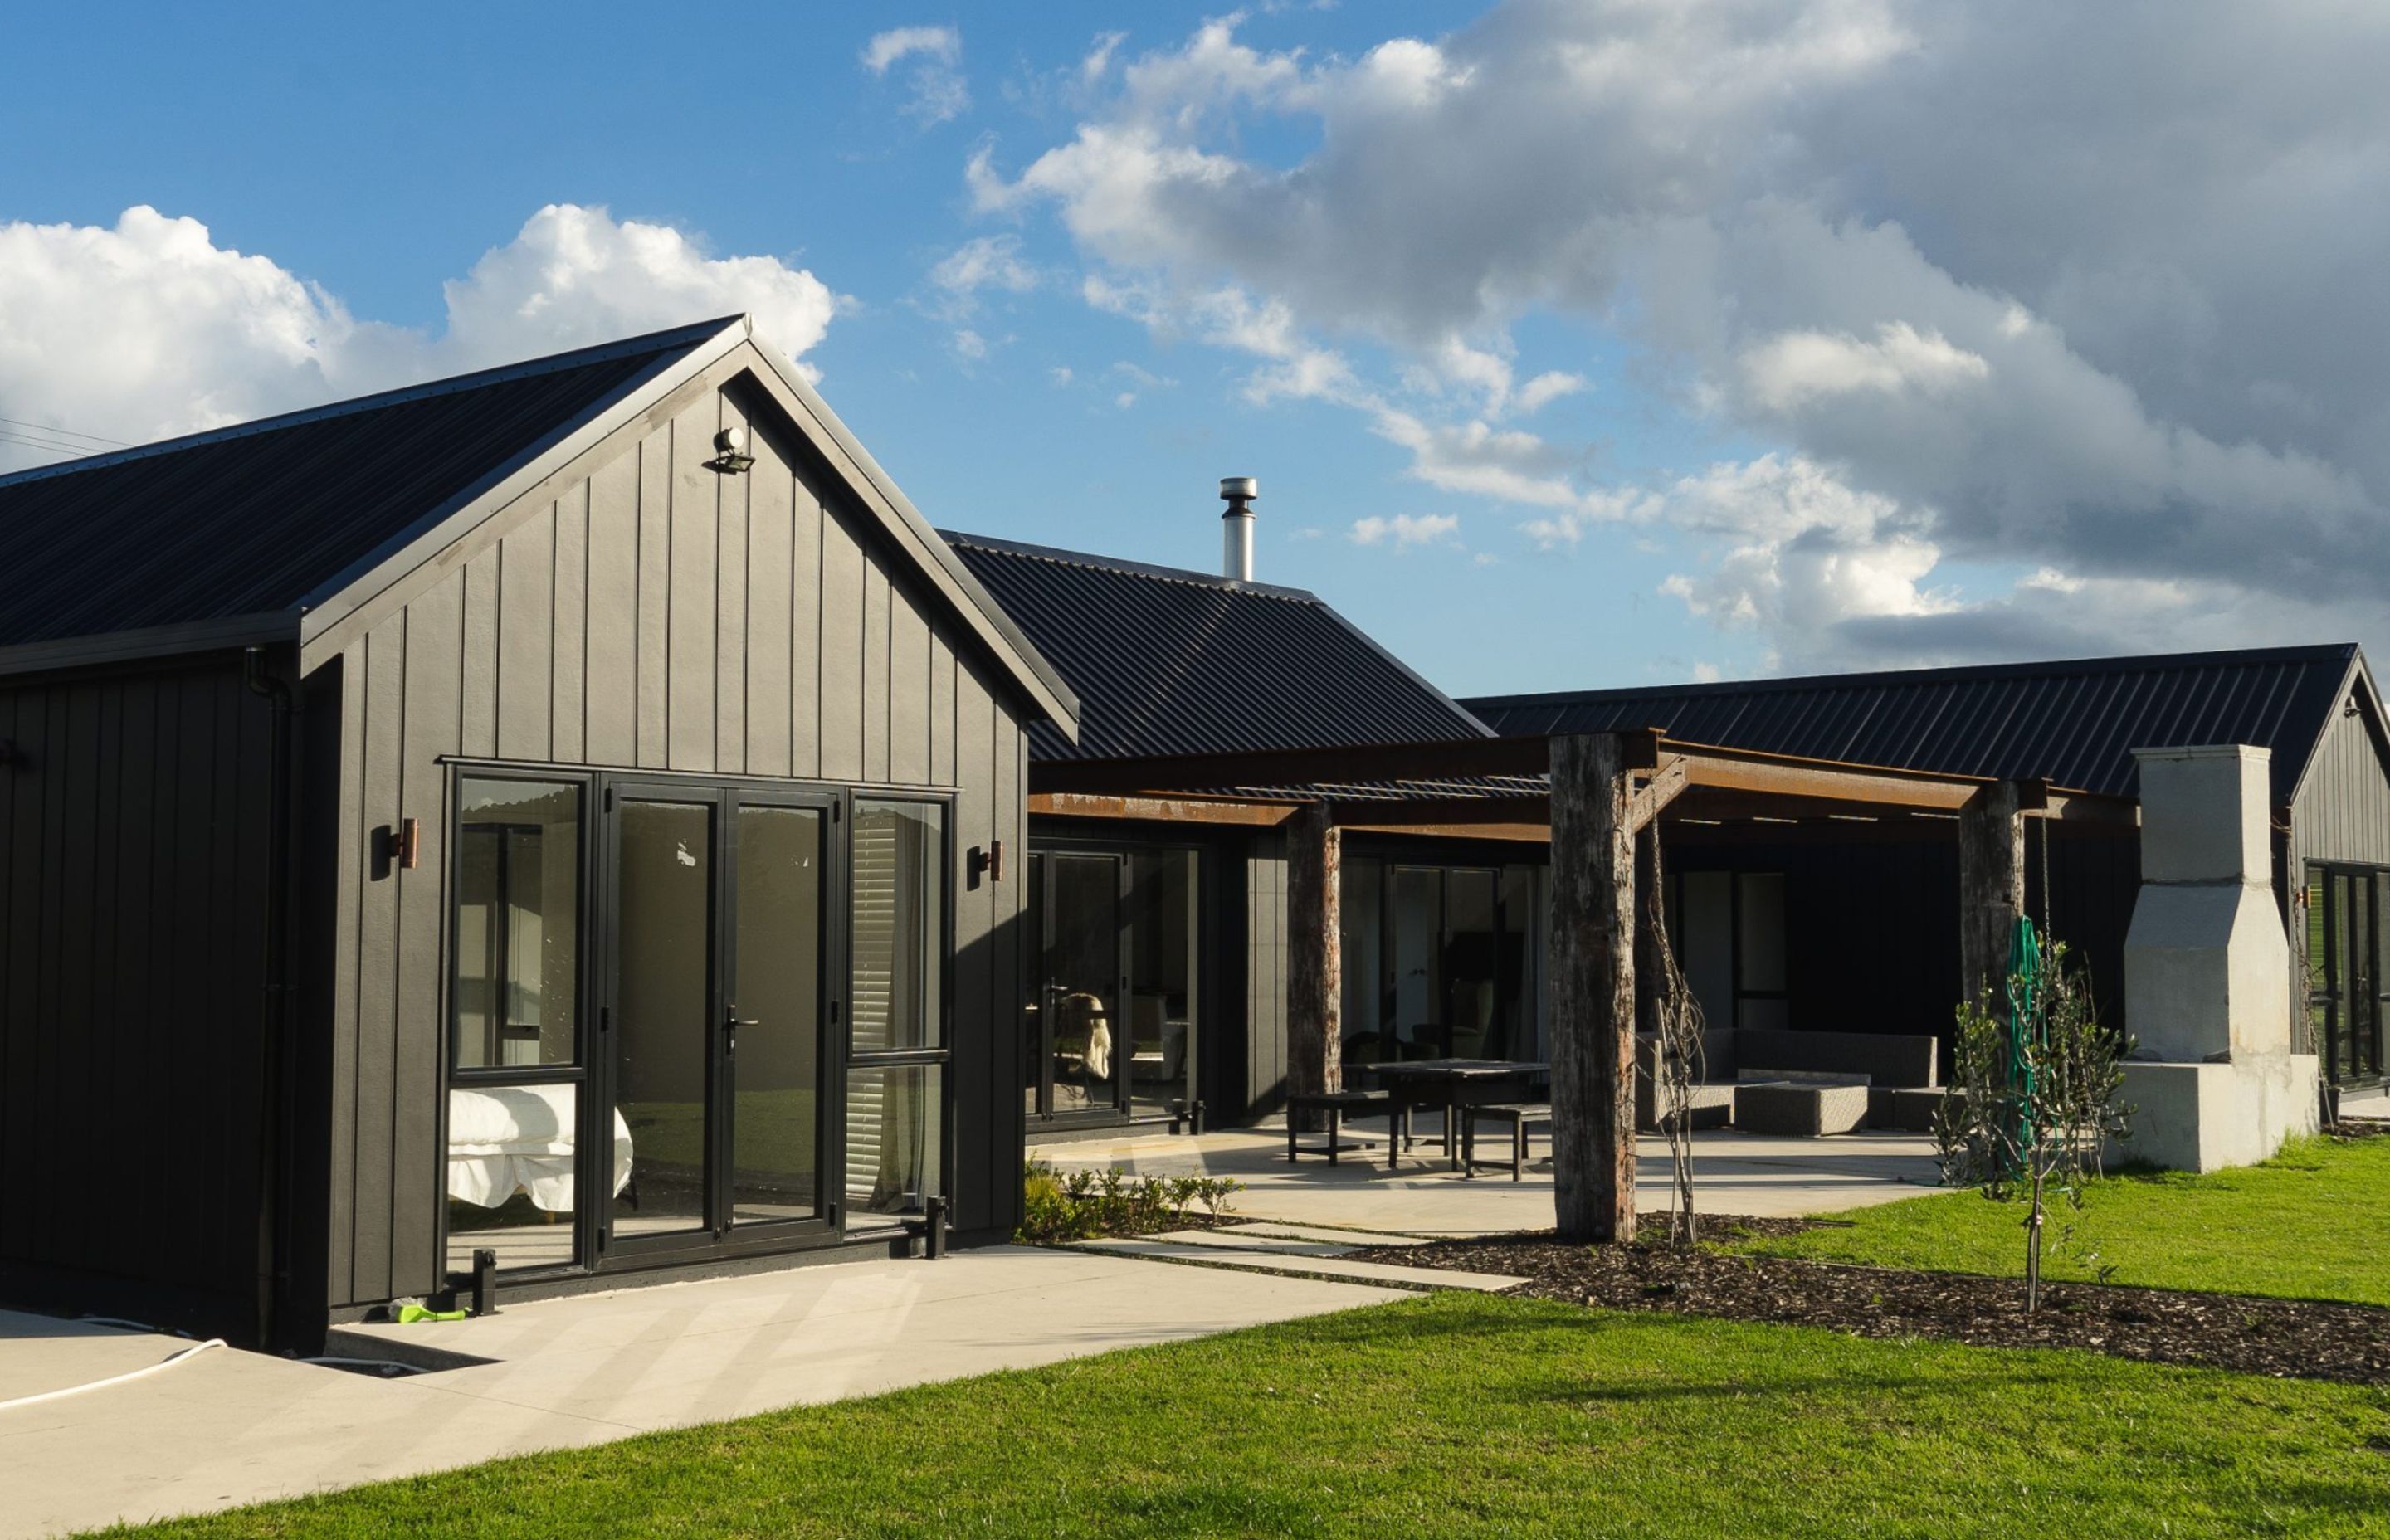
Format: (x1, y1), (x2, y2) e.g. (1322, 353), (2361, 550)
(0, 1247), (1403, 1539)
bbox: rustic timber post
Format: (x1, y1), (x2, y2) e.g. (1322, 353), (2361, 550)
(1549, 733), (1637, 1243)
(1958, 781), (2027, 1015)
(1285, 800), (1343, 1132)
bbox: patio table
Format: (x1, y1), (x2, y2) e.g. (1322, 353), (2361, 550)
(1362, 1059), (1550, 1172)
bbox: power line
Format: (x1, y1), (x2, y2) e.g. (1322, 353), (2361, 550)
(0, 431), (98, 461)
(0, 414), (132, 448)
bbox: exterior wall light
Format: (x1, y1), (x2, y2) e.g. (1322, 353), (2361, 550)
(705, 424), (757, 475)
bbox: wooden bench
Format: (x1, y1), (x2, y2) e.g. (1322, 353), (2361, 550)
(1285, 1089), (1399, 1166)
(1460, 1103), (1548, 1181)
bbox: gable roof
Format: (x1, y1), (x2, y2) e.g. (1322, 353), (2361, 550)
(0, 319), (1078, 735)
(942, 533), (1491, 763)
(1465, 644), (2376, 805)
(0, 321), (723, 651)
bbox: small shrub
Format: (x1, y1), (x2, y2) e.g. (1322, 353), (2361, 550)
(1016, 1159), (1240, 1243)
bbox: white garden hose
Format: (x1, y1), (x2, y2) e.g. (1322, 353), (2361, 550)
(0, 1336), (227, 1411)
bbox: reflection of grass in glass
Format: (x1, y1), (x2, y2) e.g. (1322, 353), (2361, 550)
(623, 1090), (819, 1182)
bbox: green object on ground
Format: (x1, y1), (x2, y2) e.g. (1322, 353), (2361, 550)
(1729, 1133), (2390, 1305)
(396, 1303), (467, 1324)
(85, 1291), (2390, 1538)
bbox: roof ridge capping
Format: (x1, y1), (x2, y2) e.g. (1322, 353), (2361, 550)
(1463, 641), (2366, 708)
(0, 315), (747, 492)
(939, 529), (1326, 604)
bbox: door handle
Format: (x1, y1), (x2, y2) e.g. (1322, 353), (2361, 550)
(724, 1005), (759, 1049)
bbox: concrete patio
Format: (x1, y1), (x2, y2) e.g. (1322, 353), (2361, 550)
(0, 1247), (1405, 1540)
(1035, 1122), (1949, 1236)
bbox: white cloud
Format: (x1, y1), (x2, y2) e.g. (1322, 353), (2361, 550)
(972, 2), (2390, 669)
(0, 204), (839, 469)
(441, 204), (836, 372)
(1349, 511), (1461, 549)
(861, 26), (968, 126)
(1741, 322), (1988, 411)
(924, 233), (1037, 323)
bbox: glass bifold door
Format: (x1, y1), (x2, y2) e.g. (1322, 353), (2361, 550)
(607, 783), (837, 1260)
(446, 775), (853, 1280)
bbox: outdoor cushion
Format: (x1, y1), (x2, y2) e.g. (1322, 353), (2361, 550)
(446, 1085), (633, 1211)
(1734, 1082), (1871, 1137)
(1871, 1086), (1951, 1133)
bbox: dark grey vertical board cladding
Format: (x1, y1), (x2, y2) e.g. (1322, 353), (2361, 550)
(2290, 694), (2390, 871)
(583, 454), (639, 767)
(313, 373), (1041, 1302)
(0, 655), (276, 1328)
(715, 393), (749, 775)
(495, 507), (554, 763)
(862, 562), (891, 783)
(951, 668), (998, 1231)
(818, 507), (866, 782)
(635, 436), (671, 768)
(348, 618), (405, 1304)
(744, 441), (793, 777)
(552, 488), (588, 765)
(666, 401), (718, 772)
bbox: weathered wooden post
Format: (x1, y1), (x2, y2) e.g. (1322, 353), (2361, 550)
(1285, 800), (1343, 1131)
(1549, 733), (1636, 1243)
(1958, 782), (2026, 1014)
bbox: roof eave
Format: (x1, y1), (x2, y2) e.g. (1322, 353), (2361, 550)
(0, 610), (299, 680)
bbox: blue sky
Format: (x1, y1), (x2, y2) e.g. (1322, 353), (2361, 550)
(5, 2), (2386, 695)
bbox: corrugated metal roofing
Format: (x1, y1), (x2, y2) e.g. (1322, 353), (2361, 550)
(0, 320), (729, 648)
(1464, 645), (2368, 804)
(942, 533), (1492, 763)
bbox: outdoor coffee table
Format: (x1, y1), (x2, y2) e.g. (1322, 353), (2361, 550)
(1363, 1059), (1550, 1172)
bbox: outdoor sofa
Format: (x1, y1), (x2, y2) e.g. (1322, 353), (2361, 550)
(1634, 1027), (1943, 1135)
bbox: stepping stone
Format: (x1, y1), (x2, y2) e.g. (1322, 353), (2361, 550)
(1069, 1238), (1520, 1293)
(1149, 1230), (1358, 1257)
(1222, 1221), (1438, 1248)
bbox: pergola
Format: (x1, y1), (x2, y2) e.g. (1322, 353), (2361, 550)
(1032, 730), (2139, 1242)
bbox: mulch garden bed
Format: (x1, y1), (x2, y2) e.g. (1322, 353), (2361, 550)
(1349, 1217), (2390, 1386)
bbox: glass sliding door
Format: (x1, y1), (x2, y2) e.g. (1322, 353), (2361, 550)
(1124, 848), (1199, 1120)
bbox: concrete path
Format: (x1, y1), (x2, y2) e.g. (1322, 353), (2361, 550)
(0, 1246), (1404, 1539)
(1038, 1124), (1949, 1237)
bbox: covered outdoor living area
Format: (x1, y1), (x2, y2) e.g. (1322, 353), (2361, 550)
(1034, 729), (2140, 1240)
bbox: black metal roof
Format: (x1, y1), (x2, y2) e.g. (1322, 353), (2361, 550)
(1465, 645), (2372, 804)
(0, 319), (730, 649)
(941, 533), (1491, 763)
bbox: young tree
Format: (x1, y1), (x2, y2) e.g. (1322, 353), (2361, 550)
(1641, 831), (1705, 1246)
(1934, 934), (2134, 1309)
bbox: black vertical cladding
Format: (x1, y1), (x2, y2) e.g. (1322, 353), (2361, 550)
(0, 654), (280, 1339)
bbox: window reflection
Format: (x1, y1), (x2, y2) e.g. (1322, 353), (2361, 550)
(453, 779), (581, 1070)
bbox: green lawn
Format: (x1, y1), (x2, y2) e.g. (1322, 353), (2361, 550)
(1731, 1134), (2390, 1305)
(100, 1292), (2390, 1539)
